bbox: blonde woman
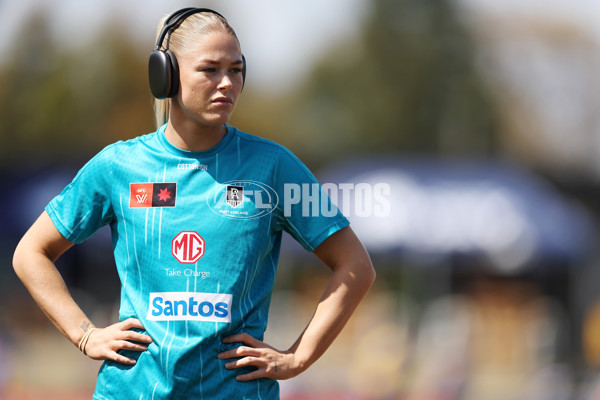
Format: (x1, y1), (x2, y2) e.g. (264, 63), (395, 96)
(13, 8), (375, 399)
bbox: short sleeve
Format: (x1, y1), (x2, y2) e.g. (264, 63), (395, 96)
(45, 145), (116, 244)
(273, 149), (349, 252)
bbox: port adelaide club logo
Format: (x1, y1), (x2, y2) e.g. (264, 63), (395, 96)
(226, 185), (244, 207)
(207, 180), (278, 219)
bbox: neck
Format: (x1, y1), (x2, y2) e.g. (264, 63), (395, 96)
(164, 119), (227, 152)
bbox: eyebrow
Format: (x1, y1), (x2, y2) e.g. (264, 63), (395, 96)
(199, 58), (243, 65)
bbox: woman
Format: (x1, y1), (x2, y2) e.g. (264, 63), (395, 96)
(13, 7), (375, 399)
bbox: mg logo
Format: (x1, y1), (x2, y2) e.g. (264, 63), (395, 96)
(172, 231), (205, 264)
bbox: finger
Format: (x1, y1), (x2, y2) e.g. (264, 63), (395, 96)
(111, 319), (153, 343)
(224, 356), (261, 370)
(118, 329), (153, 344)
(222, 333), (262, 347)
(117, 340), (149, 352)
(217, 349), (237, 360)
(108, 350), (138, 365)
(218, 346), (262, 360)
(235, 368), (266, 382)
(118, 318), (145, 330)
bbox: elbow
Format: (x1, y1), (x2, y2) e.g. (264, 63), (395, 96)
(355, 257), (376, 292)
(13, 239), (28, 280)
(13, 235), (40, 281)
(364, 260), (376, 288)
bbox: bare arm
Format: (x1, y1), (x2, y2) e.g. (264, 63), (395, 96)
(13, 211), (152, 364)
(219, 226), (376, 380)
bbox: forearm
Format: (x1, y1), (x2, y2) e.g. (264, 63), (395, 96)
(13, 213), (152, 365)
(219, 227), (375, 381)
(13, 219), (92, 346)
(288, 260), (375, 372)
(219, 262), (375, 381)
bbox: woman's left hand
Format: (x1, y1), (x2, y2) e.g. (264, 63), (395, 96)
(218, 333), (301, 381)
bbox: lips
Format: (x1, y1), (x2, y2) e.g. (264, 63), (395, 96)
(212, 96), (233, 105)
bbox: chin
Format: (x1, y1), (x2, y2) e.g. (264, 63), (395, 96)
(207, 112), (233, 125)
(197, 116), (231, 127)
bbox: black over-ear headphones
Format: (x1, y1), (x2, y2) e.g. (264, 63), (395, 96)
(148, 7), (246, 99)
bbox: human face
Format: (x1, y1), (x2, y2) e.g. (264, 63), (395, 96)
(173, 30), (244, 127)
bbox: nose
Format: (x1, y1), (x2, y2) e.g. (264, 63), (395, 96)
(217, 73), (233, 90)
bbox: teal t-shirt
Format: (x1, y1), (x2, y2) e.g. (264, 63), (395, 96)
(45, 124), (349, 399)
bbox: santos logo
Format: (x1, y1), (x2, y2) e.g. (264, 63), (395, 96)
(147, 292), (232, 322)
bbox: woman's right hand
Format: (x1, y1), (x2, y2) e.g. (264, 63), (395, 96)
(82, 318), (153, 365)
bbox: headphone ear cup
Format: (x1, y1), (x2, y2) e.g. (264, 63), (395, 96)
(242, 54), (247, 84)
(164, 49), (180, 98)
(148, 49), (180, 99)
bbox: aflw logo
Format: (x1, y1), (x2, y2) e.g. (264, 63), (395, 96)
(172, 231), (205, 264)
(129, 182), (177, 208)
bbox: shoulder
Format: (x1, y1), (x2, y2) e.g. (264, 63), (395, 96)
(71, 131), (159, 181)
(231, 127), (305, 166)
(90, 131), (159, 162)
(231, 126), (317, 184)
(233, 127), (287, 151)
(106, 131), (159, 155)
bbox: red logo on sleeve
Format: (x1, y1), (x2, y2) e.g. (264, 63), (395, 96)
(130, 183), (177, 208)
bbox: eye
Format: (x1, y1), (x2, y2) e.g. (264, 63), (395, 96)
(229, 68), (243, 74)
(202, 68), (217, 73)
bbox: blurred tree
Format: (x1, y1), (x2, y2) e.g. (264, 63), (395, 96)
(234, 0), (502, 166)
(0, 1), (502, 170)
(0, 10), (154, 168)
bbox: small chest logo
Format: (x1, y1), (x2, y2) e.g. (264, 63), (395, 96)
(130, 183), (177, 208)
(226, 185), (244, 208)
(207, 180), (279, 220)
(172, 231), (205, 264)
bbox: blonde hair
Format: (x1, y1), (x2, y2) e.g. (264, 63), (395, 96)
(153, 11), (240, 128)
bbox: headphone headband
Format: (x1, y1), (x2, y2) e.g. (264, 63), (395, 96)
(155, 8), (226, 50)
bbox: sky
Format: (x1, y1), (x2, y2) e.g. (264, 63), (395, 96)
(0, 0), (369, 92)
(456, 0), (600, 38)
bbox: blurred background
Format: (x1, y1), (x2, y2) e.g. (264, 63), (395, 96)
(2, 0), (600, 398)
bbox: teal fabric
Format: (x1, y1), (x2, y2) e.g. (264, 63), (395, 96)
(46, 124), (348, 399)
